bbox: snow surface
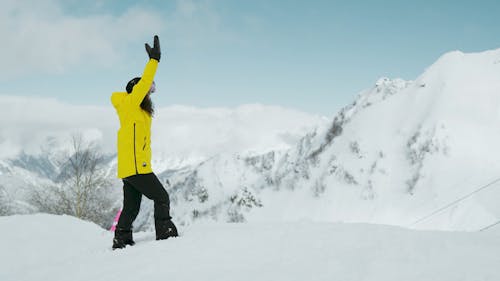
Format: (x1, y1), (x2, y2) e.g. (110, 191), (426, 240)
(1, 214), (499, 281)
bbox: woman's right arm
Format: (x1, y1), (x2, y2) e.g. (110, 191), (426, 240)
(129, 35), (161, 107)
(129, 59), (158, 107)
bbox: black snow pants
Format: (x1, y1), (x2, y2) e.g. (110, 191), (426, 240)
(116, 173), (171, 237)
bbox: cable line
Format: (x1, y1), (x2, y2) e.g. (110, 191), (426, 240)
(480, 220), (500, 232)
(410, 176), (500, 227)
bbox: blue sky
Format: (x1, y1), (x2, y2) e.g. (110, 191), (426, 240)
(2, 0), (500, 116)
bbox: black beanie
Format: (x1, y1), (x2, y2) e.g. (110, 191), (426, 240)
(126, 77), (141, 93)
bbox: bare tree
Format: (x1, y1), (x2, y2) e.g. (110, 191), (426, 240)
(0, 185), (11, 216)
(30, 133), (118, 228)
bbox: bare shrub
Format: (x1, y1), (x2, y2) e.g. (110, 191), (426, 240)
(30, 133), (117, 228)
(0, 185), (11, 216)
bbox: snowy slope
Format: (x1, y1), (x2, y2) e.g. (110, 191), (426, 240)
(1, 214), (499, 281)
(257, 49), (500, 230)
(281, 49), (500, 230)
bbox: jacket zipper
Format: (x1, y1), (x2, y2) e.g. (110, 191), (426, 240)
(133, 123), (138, 174)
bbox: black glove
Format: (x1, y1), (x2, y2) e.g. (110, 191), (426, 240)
(145, 35), (161, 62)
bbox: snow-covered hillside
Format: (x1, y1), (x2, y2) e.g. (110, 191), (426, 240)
(1, 214), (499, 281)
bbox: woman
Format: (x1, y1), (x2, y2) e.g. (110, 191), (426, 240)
(110, 35), (177, 249)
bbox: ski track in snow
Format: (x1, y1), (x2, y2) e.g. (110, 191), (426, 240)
(1, 214), (499, 281)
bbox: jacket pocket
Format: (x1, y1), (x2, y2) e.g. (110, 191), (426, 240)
(133, 122), (148, 170)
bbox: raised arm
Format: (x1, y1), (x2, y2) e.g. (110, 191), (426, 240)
(129, 35), (161, 106)
(129, 59), (158, 106)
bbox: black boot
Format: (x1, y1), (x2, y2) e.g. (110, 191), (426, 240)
(113, 228), (136, 249)
(156, 219), (178, 240)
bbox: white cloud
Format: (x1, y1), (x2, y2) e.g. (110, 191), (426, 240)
(0, 94), (117, 158)
(0, 0), (238, 79)
(0, 95), (328, 164)
(0, 0), (165, 78)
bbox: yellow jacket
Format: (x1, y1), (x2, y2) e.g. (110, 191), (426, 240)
(111, 59), (158, 178)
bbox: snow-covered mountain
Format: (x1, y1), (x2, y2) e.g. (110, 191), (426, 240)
(3, 49), (500, 233)
(155, 49), (500, 231)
